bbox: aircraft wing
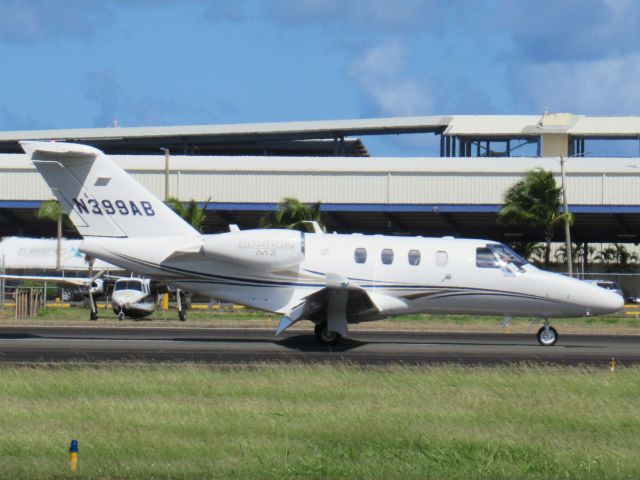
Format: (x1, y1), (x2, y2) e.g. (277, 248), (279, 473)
(0, 274), (95, 286)
(0, 269), (119, 295)
(276, 273), (379, 337)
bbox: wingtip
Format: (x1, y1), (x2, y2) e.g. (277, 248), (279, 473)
(275, 315), (295, 336)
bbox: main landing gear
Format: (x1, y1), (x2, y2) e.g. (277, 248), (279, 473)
(89, 292), (98, 321)
(176, 289), (186, 322)
(314, 322), (342, 346)
(536, 319), (558, 346)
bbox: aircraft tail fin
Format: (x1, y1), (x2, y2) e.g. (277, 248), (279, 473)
(21, 141), (199, 239)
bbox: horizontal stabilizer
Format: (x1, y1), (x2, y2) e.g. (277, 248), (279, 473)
(20, 141), (101, 158)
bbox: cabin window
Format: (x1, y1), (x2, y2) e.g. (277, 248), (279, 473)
(381, 248), (394, 265)
(476, 247), (499, 268)
(408, 249), (421, 266)
(489, 244), (528, 268)
(354, 247), (367, 264)
(435, 250), (448, 267)
(114, 280), (143, 292)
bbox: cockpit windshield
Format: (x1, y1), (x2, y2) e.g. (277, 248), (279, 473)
(114, 280), (144, 292)
(476, 244), (528, 269)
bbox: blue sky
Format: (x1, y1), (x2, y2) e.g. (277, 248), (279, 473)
(1, 0), (640, 155)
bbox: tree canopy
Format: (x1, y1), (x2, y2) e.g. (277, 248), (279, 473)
(165, 197), (209, 233)
(260, 197), (325, 232)
(37, 199), (65, 222)
(498, 168), (573, 267)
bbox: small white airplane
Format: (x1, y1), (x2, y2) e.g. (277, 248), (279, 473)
(111, 277), (187, 321)
(19, 141), (623, 346)
(0, 272), (186, 321)
(111, 277), (157, 320)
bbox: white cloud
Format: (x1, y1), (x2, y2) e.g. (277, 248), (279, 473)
(514, 54), (640, 114)
(350, 42), (432, 116)
(0, 0), (113, 43)
(83, 69), (122, 127)
(500, 0), (640, 61)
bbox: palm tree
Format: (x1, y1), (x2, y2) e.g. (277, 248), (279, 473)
(595, 244), (638, 272)
(555, 242), (597, 266)
(37, 200), (65, 270)
(165, 197), (210, 233)
(260, 197), (325, 232)
(509, 241), (546, 265)
(498, 168), (573, 268)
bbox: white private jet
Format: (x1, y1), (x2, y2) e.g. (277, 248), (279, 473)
(19, 141), (623, 346)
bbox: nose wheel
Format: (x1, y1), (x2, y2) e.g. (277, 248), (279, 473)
(536, 320), (558, 346)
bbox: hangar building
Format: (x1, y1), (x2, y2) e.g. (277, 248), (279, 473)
(0, 113), (639, 245)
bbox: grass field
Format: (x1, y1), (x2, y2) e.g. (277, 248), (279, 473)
(1, 364), (639, 479)
(2, 303), (640, 335)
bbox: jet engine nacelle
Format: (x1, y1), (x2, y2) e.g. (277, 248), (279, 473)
(202, 229), (305, 270)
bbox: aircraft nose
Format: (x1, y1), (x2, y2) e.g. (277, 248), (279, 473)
(588, 286), (624, 315)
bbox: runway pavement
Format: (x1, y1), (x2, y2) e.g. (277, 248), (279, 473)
(0, 326), (638, 365)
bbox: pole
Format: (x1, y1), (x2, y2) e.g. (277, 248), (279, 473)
(0, 254), (4, 310)
(560, 157), (573, 275)
(56, 214), (62, 271)
(161, 148), (170, 201)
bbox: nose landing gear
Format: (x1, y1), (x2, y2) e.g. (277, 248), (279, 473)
(536, 319), (558, 346)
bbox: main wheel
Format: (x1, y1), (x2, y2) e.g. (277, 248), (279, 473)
(90, 311), (98, 321)
(314, 322), (342, 346)
(536, 325), (558, 346)
(118, 311), (125, 321)
(178, 309), (187, 321)
(61, 288), (73, 302)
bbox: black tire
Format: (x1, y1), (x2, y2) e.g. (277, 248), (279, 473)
(118, 311), (125, 321)
(179, 309), (187, 321)
(314, 322), (342, 346)
(536, 325), (558, 346)
(90, 311), (98, 321)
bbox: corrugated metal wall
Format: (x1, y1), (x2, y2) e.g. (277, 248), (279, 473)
(2, 160), (640, 205)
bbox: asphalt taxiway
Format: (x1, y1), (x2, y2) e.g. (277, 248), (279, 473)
(0, 326), (637, 365)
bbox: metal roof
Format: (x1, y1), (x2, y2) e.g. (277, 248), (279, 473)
(2, 114), (640, 156)
(0, 116), (448, 146)
(445, 114), (640, 138)
(567, 116), (640, 137)
(443, 115), (542, 136)
(1, 114), (639, 149)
